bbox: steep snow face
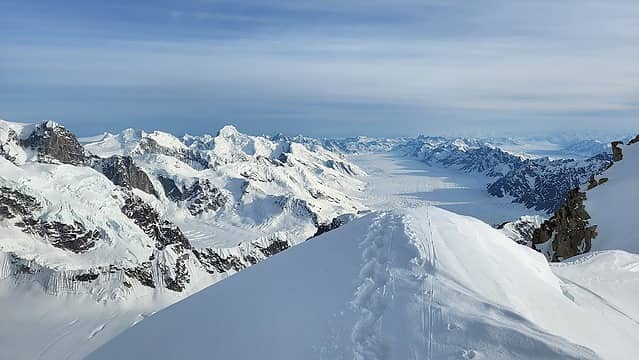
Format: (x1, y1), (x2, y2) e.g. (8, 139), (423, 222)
(586, 143), (639, 253)
(91, 207), (639, 360)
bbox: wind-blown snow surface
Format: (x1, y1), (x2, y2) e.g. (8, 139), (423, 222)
(91, 207), (639, 360)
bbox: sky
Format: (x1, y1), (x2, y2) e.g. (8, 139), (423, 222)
(1, 0), (638, 137)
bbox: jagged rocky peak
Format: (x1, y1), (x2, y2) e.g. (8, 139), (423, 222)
(531, 188), (596, 261)
(20, 120), (87, 165)
(612, 141), (624, 161)
(158, 176), (227, 216)
(91, 155), (157, 196)
(531, 135), (639, 261)
(313, 213), (357, 237)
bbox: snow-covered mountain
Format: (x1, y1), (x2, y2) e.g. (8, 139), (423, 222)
(532, 136), (639, 261)
(91, 206), (639, 360)
(0, 119), (365, 358)
(405, 137), (612, 213)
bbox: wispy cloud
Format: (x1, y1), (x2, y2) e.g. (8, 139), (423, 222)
(1, 0), (638, 136)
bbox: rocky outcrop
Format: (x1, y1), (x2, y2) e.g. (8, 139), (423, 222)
(91, 155), (157, 196)
(497, 215), (544, 247)
(611, 141), (624, 161)
(531, 189), (597, 261)
(19, 219), (101, 253)
(158, 176), (183, 201)
(194, 235), (291, 275)
(183, 179), (226, 216)
(20, 121), (87, 165)
(1, 186), (100, 253)
(120, 192), (191, 250)
(0, 128), (20, 163)
(158, 177), (227, 216)
(313, 213), (356, 237)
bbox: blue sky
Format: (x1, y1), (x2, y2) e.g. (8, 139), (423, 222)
(1, 0), (638, 137)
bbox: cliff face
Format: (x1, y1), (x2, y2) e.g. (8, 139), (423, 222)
(531, 189), (597, 261)
(91, 155), (157, 196)
(532, 135), (638, 261)
(20, 121), (88, 166)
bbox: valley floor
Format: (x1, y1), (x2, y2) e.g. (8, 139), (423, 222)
(350, 152), (542, 225)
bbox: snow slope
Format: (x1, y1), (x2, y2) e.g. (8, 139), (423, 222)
(587, 143), (639, 253)
(91, 207), (639, 360)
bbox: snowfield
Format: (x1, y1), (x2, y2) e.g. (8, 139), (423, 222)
(350, 152), (544, 225)
(91, 207), (639, 360)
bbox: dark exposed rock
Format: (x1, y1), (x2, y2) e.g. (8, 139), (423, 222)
(120, 193), (191, 250)
(158, 176), (183, 201)
(256, 239), (290, 257)
(20, 219), (100, 253)
(629, 135), (639, 145)
(325, 159), (359, 176)
(612, 141), (624, 162)
(183, 179), (226, 216)
(0, 186), (41, 219)
(532, 189), (597, 261)
(193, 248), (245, 274)
(193, 237), (291, 275)
(125, 262), (155, 288)
(20, 121), (87, 165)
(91, 155), (157, 196)
(74, 272), (99, 282)
(0, 128), (19, 163)
(313, 213), (356, 237)
(157, 176), (226, 216)
(164, 253), (191, 292)
(15, 263), (35, 275)
(1, 187), (99, 253)
(587, 175), (598, 190)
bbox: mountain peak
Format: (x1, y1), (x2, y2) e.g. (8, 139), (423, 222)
(217, 125), (241, 138)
